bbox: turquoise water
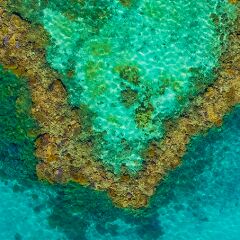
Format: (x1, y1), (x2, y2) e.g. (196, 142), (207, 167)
(9, 0), (237, 172)
(0, 66), (239, 239)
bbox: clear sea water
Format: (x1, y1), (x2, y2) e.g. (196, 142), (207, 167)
(0, 0), (240, 239)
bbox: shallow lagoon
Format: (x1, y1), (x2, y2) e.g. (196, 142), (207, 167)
(6, 0), (237, 172)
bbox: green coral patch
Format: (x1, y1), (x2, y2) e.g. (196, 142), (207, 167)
(0, 66), (38, 182)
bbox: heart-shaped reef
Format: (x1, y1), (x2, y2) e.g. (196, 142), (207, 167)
(1, 0), (240, 208)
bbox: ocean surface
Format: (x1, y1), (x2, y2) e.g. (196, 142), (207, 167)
(0, 0), (240, 239)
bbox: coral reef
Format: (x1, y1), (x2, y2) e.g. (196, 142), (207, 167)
(3, 0), (237, 172)
(0, 1), (239, 208)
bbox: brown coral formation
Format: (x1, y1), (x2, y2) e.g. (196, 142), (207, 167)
(229, 0), (239, 4)
(0, 4), (239, 208)
(119, 0), (134, 8)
